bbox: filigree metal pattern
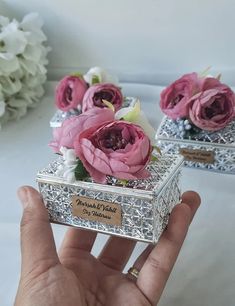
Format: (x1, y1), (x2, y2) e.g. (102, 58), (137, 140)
(156, 116), (235, 174)
(37, 155), (182, 243)
(157, 116), (235, 144)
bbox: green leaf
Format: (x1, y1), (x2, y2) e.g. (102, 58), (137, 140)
(199, 66), (211, 77)
(122, 99), (141, 122)
(74, 159), (89, 180)
(102, 99), (115, 112)
(216, 73), (222, 80)
(152, 145), (162, 155)
(92, 75), (100, 84)
(71, 72), (83, 78)
(118, 179), (128, 186)
(151, 155), (158, 162)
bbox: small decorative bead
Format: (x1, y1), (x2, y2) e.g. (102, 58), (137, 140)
(185, 124), (192, 130)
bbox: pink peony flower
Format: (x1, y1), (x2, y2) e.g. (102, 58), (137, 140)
(82, 83), (123, 113)
(189, 77), (235, 131)
(74, 121), (152, 183)
(160, 73), (201, 119)
(55, 75), (88, 111)
(49, 108), (114, 152)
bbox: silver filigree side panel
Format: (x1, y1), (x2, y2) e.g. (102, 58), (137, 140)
(153, 172), (181, 242)
(37, 155), (182, 243)
(156, 117), (235, 174)
(50, 109), (81, 128)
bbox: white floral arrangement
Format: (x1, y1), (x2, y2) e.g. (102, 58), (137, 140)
(0, 12), (50, 127)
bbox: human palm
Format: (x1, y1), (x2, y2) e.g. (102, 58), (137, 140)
(15, 187), (200, 306)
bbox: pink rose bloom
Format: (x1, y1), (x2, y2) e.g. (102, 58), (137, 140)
(55, 75), (88, 111)
(189, 77), (235, 131)
(49, 108), (114, 152)
(74, 121), (152, 183)
(160, 72), (201, 119)
(82, 83), (123, 112)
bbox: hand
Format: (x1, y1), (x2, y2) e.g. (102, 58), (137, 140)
(15, 186), (200, 306)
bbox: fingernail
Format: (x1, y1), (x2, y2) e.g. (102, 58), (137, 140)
(18, 187), (29, 209)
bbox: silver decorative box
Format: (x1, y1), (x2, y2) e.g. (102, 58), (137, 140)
(50, 97), (137, 128)
(156, 116), (235, 174)
(37, 154), (183, 243)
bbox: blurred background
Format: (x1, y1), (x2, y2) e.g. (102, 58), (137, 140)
(1, 1), (235, 306)
(1, 0), (235, 84)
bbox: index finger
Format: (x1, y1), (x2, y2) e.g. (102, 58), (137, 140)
(137, 191), (201, 305)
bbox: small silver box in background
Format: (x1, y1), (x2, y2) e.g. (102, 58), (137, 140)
(156, 116), (235, 174)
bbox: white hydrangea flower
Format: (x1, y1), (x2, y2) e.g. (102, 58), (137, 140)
(83, 66), (119, 86)
(19, 57), (38, 75)
(115, 99), (156, 144)
(20, 13), (47, 44)
(0, 52), (19, 75)
(23, 44), (42, 62)
(0, 100), (5, 117)
(0, 16), (10, 27)
(56, 147), (77, 183)
(7, 97), (27, 120)
(0, 20), (27, 55)
(0, 12), (50, 127)
(0, 75), (22, 95)
(11, 67), (24, 79)
(0, 83), (3, 97)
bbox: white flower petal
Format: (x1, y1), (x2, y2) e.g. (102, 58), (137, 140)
(0, 83), (3, 100)
(22, 44), (42, 61)
(0, 109), (9, 126)
(7, 98), (27, 108)
(7, 106), (19, 120)
(0, 101), (6, 117)
(83, 66), (119, 85)
(19, 57), (38, 75)
(0, 16), (10, 27)
(115, 106), (133, 119)
(12, 68), (25, 79)
(21, 13), (44, 31)
(0, 22), (27, 54)
(37, 62), (47, 75)
(65, 149), (77, 161)
(135, 111), (156, 144)
(60, 146), (68, 156)
(23, 73), (46, 88)
(20, 13), (47, 44)
(0, 76), (22, 95)
(25, 30), (47, 44)
(57, 147), (78, 182)
(0, 52), (19, 75)
(66, 172), (76, 183)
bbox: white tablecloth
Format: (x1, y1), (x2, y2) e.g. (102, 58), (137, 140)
(0, 82), (234, 306)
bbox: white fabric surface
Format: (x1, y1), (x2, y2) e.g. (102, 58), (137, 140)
(0, 82), (234, 306)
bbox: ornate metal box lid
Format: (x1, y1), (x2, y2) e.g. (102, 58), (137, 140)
(37, 154), (183, 198)
(157, 116), (235, 148)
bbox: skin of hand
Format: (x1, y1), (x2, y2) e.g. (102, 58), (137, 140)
(14, 186), (200, 306)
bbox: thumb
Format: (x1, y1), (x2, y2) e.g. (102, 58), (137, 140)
(18, 186), (59, 277)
